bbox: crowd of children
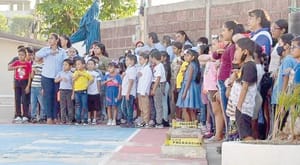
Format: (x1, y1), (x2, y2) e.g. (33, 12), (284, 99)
(8, 8), (300, 141)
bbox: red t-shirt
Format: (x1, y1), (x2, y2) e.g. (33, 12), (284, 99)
(11, 60), (32, 80)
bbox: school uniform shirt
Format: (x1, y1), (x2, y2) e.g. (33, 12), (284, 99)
(36, 47), (67, 78)
(171, 56), (182, 80)
(11, 60), (32, 80)
(121, 66), (137, 97)
(73, 70), (93, 91)
(251, 28), (272, 56)
(87, 70), (101, 95)
(56, 70), (73, 90)
(269, 43), (280, 74)
(137, 64), (153, 96)
(294, 62), (300, 85)
(152, 63), (166, 83)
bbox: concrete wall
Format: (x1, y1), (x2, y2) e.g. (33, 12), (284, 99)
(101, 0), (294, 59)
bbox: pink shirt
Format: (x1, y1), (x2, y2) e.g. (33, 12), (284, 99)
(203, 61), (218, 91)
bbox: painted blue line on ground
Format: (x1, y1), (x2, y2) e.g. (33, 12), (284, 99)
(0, 124), (137, 165)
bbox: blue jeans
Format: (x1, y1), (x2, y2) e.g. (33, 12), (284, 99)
(121, 95), (135, 123)
(41, 76), (59, 120)
(30, 87), (45, 119)
(75, 90), (88, 123)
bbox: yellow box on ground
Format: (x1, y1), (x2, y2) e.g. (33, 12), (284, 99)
(172, 119), (198, 129)
(165, 137), (203, 147)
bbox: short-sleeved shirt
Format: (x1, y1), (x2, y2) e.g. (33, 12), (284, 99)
(233, 61), (258, 117)
(56, 70), (73, 90)
(98, 55), (110, 73)
(11, 60), (32, 80)
(294, 62), (300, 85)
(121, 66), (137, 97)
(31, 62), (43, 87)
(87, 70), (101, 95)
(171, 56), (182, 80)
(176, 61), (189, 89)
(73, 70), (93, 91)
(152, 63), (166, 83)
(271, 55), (297, 104)
(103, 74), (122, 87)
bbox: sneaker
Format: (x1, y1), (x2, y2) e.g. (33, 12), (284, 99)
(92, 119), (97, 125)
(111, 120), (116, 126)
(203, 132), (214, 139)
(162, 119), (170, 127)
(120, 119), (127, 124)
(14, 116), (22, 123)
(22, 117), (29, 123)
(88, 118), (91, 124)
(82, 122), (88, 126)
(30, 118), (38, 123)
(75, 122), (80, 126)
(144, 123), (152, 128)
(107, 119), (112, 126)
(134, 116), (142, 125)
(149, 120), (155, 127)
(155, 124), (164, 129)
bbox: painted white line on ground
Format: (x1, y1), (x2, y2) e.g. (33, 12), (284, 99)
(99, 129), (141, 165)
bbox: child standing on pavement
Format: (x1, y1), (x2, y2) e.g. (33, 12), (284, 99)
(176, 49), (201, 122)
(150, 49), (166, 128)
(137, 52), (153, 127)
(30, 57), (45, 123)
(102, 62), (122, 126)
(73, 59), (94, 125)
(87, 59), (102, 125)
(55, 59), (74, 124)
(121, 55), (137, 128)
(8, 48), (32, 123)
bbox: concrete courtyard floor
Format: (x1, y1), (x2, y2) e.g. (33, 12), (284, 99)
(0, 105), (221, 165)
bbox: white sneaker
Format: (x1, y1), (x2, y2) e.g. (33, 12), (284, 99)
(88, 118), (91, 124)
(149, 120), (155, 127)
(107, 119), (112, 126)
(111, 120), (116, 126)
(92, 119), (97, 125)
(22, 117), (29, 123)
(120, 119), (127, 124)
(14, 116), (22, 123)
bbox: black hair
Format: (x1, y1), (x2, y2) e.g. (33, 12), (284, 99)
(17, 45), (25, 49)
(172, 41), (183, 50)
(18, 47), (27, 54)
(91, 56), (99, 62)
(292, 36), (300, 47)
(236, 37), (256, 56)
(60, 35), (71, 48)
(248, 9), (271, 28)
(126, 54), (137, 64)
(280, 33), (295, 46)
(224, 21), (245, 40)
(95, 43), (109, 57)
(275, 19), (288, 33)
(197, 37), (208, 45)
(139, 51), (150, 60)
(149, 49), (161, 61)
(148, 32), (159, 43)
(63, 58), (73, 66)
(199, 45), (209, 54)
(176, 30), (193, 44)
(75, 58), (86, 64)
(162, 35), (172, 46)
(160, 51), (170, 62)
(87, 59), (96, 65)
(108, 62), (118, 68)
(183, 44), (192, 50)
(50, 33), (61, 48)
(25, 47), (34, 54)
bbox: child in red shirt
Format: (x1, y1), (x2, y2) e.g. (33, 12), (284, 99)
(8, 48), (32, 123)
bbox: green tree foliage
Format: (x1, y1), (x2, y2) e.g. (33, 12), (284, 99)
(0, 13), (9, 32)
(36, 0), (137, 36)
(9, 16), (34, 37)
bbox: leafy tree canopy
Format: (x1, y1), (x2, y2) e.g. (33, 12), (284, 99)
(36, 0), (137, 36)
(0, 13), (9, 32)
(10, 16), (34, 37)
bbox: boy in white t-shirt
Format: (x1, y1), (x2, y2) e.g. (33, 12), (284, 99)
(150, 49), (166, 128)
(121, 55), (137, 128)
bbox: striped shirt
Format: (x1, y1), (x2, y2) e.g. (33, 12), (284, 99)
(31, 62), (43, 87)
